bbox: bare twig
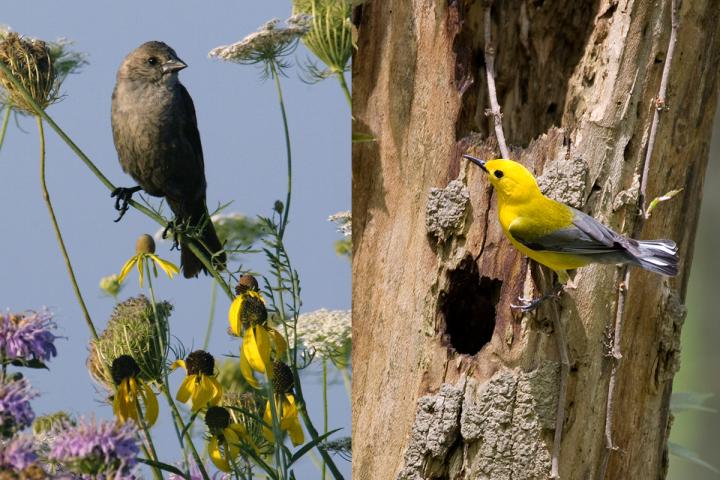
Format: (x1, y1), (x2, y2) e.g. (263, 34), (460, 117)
(546, 270), (570, 479)
(483, 3), (510, 159)
(600, 1), (679, 477)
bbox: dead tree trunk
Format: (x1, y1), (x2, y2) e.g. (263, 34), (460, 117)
(352, 1), (720, 479)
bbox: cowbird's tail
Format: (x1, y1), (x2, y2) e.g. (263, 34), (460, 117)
(629, 239), (679, 276)
(169, 198), (227, 278)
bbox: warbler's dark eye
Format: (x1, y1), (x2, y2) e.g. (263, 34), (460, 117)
(494, 170), (504, 179)
(147, 57), (158, 65)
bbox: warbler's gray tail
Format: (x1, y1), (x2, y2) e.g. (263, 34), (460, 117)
(630, 239), (678, 276)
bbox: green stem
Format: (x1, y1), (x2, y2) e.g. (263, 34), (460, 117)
(36, 116), (98, 340)
(0, 61), (233, 300)
(0, 104), (11, 155)
(202, 281), (218, 350)
(322, 359), (328, 480)
(265, 378), (288, 479)
(270, 62), (292, 239)
(136, 400), (163, 480)
(338, 366), (351, 399)
(146, 267), (210, 480)
(335, 72), (351, 109)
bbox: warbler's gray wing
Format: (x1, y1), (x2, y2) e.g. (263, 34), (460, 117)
(508, 208), (624, 254)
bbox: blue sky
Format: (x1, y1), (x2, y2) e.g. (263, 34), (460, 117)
(1, 2), (350, 478)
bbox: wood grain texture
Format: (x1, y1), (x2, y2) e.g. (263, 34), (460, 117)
(352, 0), (720, 478)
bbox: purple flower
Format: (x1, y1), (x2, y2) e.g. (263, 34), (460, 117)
(0, 310), (58, 362)
(0, 377), (37, 435)
(0, 435), (38, 470)
(48, 418), (140, 479)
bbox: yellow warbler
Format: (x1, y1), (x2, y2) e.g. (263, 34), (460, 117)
(463, 155), (678, 283)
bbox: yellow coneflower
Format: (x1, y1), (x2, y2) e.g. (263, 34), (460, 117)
(117, 234), (179, 287)
(228, 275), (287, 387)
(205, 406), (256, 473)
(172, 350), (223, 412)
(111, 355), (158, 427)
(263, 362), (304, 446)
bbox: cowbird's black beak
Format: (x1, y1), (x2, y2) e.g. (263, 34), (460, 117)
(462, 154), (488, 173)
(163, 58), (187, 74)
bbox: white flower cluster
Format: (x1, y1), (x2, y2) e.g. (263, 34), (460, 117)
(296, 308), (351, 360)
(208, 15), (312, 64)
(328, 210), (351, 237)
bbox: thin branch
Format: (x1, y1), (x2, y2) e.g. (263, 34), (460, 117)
(37, 116), (98, 340)
(545, 269), (570, 479)
(483, 3), (510, 159)
(600, 0), (679, 477)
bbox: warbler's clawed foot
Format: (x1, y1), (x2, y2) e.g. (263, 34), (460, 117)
(162, 221), (180, 251)
(511, 285), (563, 312)
(511, 295), (549, 312)
(111, 186), (142, 222)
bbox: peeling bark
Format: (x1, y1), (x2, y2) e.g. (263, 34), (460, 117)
(352, 0), (720, 479)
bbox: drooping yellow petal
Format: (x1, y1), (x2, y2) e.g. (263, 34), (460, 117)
(281, 395), (304, 446)
(117, 256), (138, 284)
(239, 350), (260, 389)
(149, 254), (180, 279)
(113, 380), (130, 422)
(228, 296), (243, 336)
(209, 377), (224, 406)
(142, 383), (159, 427)
(208, 436), (230, 473)
(176, 375), (194, 404)
(262, 400), (275, 443)
(242, 325), (270, 374)
(190, 376), (214, 412)
(170, 359), (186, 371)
(267, 327), (288, 357)
(137, 255), (145, 287)
(223, 427), (241, 460)
(229, 423), (257, 452)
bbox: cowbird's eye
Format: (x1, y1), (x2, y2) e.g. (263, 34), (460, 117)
(147, 57), (158, 66)
(494, 170), (504, 179)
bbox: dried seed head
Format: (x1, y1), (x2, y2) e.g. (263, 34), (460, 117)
(239, 293), (267, 329)
(235, 274), (259, 294)
(205, 406), (231, 431)
(88, 295), (172, 390)
(272, 361), (294, 394)
(110, 355), (140, 385)
(135, 234), (155, 254)
(0, 32), (56, 113)
(186, 350), (215, 376)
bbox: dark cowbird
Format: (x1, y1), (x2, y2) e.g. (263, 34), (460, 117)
(111, 41), (226, 278)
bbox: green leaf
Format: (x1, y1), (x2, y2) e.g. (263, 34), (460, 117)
(7, 358), (49, 369)
(671, 392), (717, 413)
(288, 428), (342, 466)
(669, 441), (720, 473)
(352, 131), (376, 143)
(645, 188), (683, 218)
(179, 410), (200, 444)
(137, 458), (189, 478)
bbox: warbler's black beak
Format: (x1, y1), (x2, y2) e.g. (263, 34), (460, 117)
(162, 58), (187, 74)
(462, 154), (488, 173)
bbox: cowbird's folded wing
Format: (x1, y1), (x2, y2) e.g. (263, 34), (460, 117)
(178, 83), (205, 172)
(508, 208), (622, 254)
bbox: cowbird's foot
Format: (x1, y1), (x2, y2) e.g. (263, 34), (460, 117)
(162, 221), (180, 251)
(111, 186), (142, 222)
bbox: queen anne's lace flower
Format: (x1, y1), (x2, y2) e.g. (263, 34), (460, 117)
(208, 15), (311, 67)
(0, 310), (58, 362)
(296, 309), (351, 360)
(48, 417), (140, 479)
